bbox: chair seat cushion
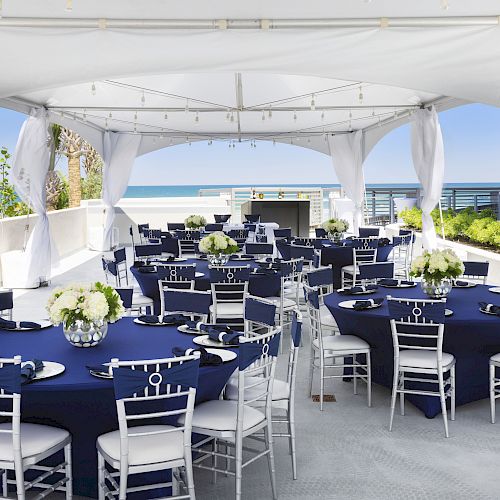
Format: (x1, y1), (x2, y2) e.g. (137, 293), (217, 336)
(314, 334), (370, 352)
(225, 376), (290, 402)
(341, 265), (358, 275)
(0, 423), (69, 461)
(179, 400), (264, 432)
(263, 296), (296, 309)
(209, 303), (244, 316)
(97, 425), (184, 466)
(399, 350), (455, 370)
(132, 293), (154, 306)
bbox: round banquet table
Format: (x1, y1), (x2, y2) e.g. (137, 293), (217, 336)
(1, 318), (238, 498)
(324, 284), (500, 418)
(320, 244), (394, 289)
(131, 257), (281, 314)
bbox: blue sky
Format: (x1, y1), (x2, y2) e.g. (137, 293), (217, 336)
(0, 103), (499, 185)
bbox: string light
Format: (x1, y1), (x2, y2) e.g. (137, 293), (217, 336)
(230, 112), (235, 123)
(378, 116), (381, 127)
(65, 0), (73, 12)
(268, 107), (273, 119)
(261, 111), (266, 121)
(358, 85), (364, 103)
(108, 111), (112, 119)
(134, 111), (138, 121)
(371, 108), (375, 117)
(349, 109), (353, 119)
(310, 94), (316, 111)
(164, 112), (168, 120)
(133, 123), (137, 133)
(293, 110), (297, 122)
(82, 109), (87, 121)
(195, 111), (199, 124)
(307, 137), (311, 145)
(208, 138), (213, 145)
(185, 99), (189, 113)
(91, 82), (96, 95)
(321, 111), (325, 120)
(169, 138), (173, 145)
(226, 109), (231, 121)
(160, 130), (165, 139)
(141, 91), (146, 107)
(441, 0), (449, 10)
(105, 118), (108, 130)
(273, 139), (276, 146)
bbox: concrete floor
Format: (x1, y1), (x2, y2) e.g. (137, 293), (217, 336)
(11, 250), (500, 499)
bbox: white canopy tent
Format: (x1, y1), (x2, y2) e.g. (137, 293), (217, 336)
(1, 0), (498, 284)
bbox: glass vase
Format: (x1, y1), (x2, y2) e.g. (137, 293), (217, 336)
(420, 278), (453, 299)
(329, 232), (344, 244)
(63, 319), (108, 347)
(207, 253), (230, 266)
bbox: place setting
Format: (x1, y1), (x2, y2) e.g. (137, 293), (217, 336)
(337, 284), (378, 295)
(338, 297), (385, 311)
(378, 278), (417, 289)
(478, 302), (500, 316)
(0, 317), (52, 331)
(190, 324), (244, 348)
(133, 313), (191, 326)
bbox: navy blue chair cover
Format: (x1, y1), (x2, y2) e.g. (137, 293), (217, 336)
(0, 290), (14, 312)
(243, 223), (257, 233)
(358, 262), (394, 280)
(163, 289), (211, 316)
(144, 229), (162, 240)
(135, 244), (163, 258)
(392, 235), (412, 246)
(157, 264), (196, 281)
(387, 297), (446, 324)
(168, 223), (185, 231)
(138, 223), (150, 235)
(245, 242), (274, 255)
(244, 214), (261, 223)
(102, 257), (118, 277)
(115, 288), (133, 309)
(399, 229), (413, 236)
(204, 223), (224, 232)
(306, 268), (333, 287)
(313, 239), (330, 249)
(209, 267), (251, 283)
(160, 237), (180, 256)
(245, 297), (276, 327)
(0, 363), (21, 395)
(176, 230), (201, 241)
(274, 228), (292, 239)
(113, 358), (200, 400)
(214, 215), (231, 223)
(113, 247), (126, 264)
(293, 238), (314, 247)
(352, 238), (379, 249)
(315, 228), (328, 238)
(227, 229), (249, 240)
(304, 287), (320, 309)
(359, 227), (380, 238)
(290, 245), (315, 262)
(276, 240), (291, 260)
(291, 313), (302, 348)
(463, 261), (489, 278)
(239, 332), (280, 371)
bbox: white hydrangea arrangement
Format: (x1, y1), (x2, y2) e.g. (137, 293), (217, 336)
(198, 231), (239, 255)
(322, 218), (349, 234)
(185, 214), (207, 229)
(47, 282), (125, 328)
(410, 249), (464, 285)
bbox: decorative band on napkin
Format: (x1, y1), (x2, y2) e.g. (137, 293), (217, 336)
(138, 314), (190, 325)
(353, 298), (384, 311)
(379, 279), (414, 286)
(172, 346), (222, 366)
(0, 318), (41, 330)
(21, 360), (44, 383)
(338, 285), (378, 295)
(479, 302), (500, 315)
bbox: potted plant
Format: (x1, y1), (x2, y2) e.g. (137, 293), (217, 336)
(185, 214), (207, 229)
(47, 282), (124, 347)
(198, 231), (239, 266)
(322, 218), (349, 243)
(410, 249), (464, 299)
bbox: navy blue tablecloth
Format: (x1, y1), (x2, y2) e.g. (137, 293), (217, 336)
(1, 318), (238, 498)
(131, 258), (281, 314)
(325, 284), (500, 418)
(321, 244), (394, 289)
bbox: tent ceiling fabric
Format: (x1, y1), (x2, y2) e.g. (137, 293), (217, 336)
(0, 1), (496, 154)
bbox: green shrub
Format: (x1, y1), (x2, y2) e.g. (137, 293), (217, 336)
(400, 207), (423, 230)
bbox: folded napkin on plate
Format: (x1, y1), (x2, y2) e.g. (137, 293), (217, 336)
(201, 325), (243, 344)
(172, 346), (222, 366)
(254, 267), (277, 275)
(454, 280), (471, 287)
(379, 279), (414, 287)
(185, 320), (204, 331)
(338, 285), (378, 295)
(0, 318), (41, 330)
(479, 302), (500, 315)
(138, 314), (190, 325)
(353, 298), (384, 311)
(85, 364), (111, 375)
(21, 359), (44, 383)
(137, 266), (156, 273)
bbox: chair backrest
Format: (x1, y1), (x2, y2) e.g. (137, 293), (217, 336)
(293, 238), (314, 247)
(462, 261), (489, 284)
(244, 214), (261, 223)
(244, 296), (276, 334)
(276, 239), (291, 260)
(111, 354), (200, 474)
(387, 296), (446, 363)
(315, 228), (328, 238)
(175, 230), (201, 241)
(245, 242), (274, 256)
(138, 223), (150, 234)
(290, 244), (315, 263)
(0, 289), (14, 320)
(204, 223), (224, 233)
(274, 228), (292, 239)
(358, 227), (380, 238)
(135, 243), (163, 259)
(214, 214), (231, 223)
(167, 222), (185, 231)
(113, 247), (126, 264)
(244, 223), (257, 233)
(0, 356), (22, 463)
(227, 229), (249, 240)
(157, 265), (196, 310)
(144, 229), (162, 240)
(357, 262), (394, 281)
(236, 329), (280, 429)
(160, 236), (181, 257)
(209, 266), (250, 315)
(102, 257), (120, 285)
(303, 283), (323, 340)
(351, 238), (378, 266)
(161, 289), (212, 321)
(115, 288), (133, 315)
(286, 312), (302, 395)
(304, 267), (332, 303)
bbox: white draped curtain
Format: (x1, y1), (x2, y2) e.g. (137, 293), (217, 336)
(411, 106), (445, 250)
(11, 108), (58, 286)
(327, 130), (365, 234)
(102, 131), (142, 250)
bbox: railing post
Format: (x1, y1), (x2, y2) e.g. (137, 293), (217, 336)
(389, 192), (395, 223)
(474, 195), (478, 212)
(497, 192), (500, 220)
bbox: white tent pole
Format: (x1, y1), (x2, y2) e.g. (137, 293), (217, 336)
(438, 200), (446, 240)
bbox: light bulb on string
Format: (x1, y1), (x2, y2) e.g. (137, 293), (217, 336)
(293, 110), (297, 122)
(169, 138), (173, 145)
(377, 116), (381, 127)
(307, 137), (311, 145)
(65, 0), (73, 12)
(160, 130), (165, 139)
(348, 121), (352, 132)
(441, 0), (449, 10)
(349, 109), (352, 119)
(108, 111), (112, 119)
(164, 112), (168, 120)
(152, 136), (157, 144)
(371, 108), (375, 117)
(83, 109), (87, 122)
(105, 118), (108, 130)
(261, 111), (266, 121)
(133, 124), (137, 134)
(230, 112), (235, 123)
(321, 111), (325, 120)
(208, 138), (212, 145)
(268, 107), (272, 119)
(141, 91), (146, 107)
(358, 85), (364, 103)
(91, 82), (96, 95)
(195, 112), (199, 124)
(226, 109), (231, 121)
(134, 111), (138, 121)
(273, 139), (276, 146)
(310, 94), (316, 111)
(185, 99), (189, 113)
